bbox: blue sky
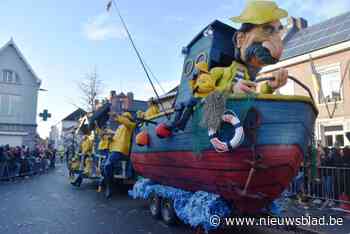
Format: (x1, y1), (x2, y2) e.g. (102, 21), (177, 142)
(0, 0), (349, 137)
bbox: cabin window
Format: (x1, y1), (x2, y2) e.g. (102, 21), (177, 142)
(316, 64), (342, 104)
(2, 70), (20, 84)
(183, 59), (194, 77)
(195, 52), (208, 64)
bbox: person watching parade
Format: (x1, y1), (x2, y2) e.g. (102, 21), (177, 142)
(100, 111), (136, 198)
(71, 132), (93, 187)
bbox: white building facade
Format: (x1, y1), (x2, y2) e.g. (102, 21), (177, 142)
(0, 39), (41, 148)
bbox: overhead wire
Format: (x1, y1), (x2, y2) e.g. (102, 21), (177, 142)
(108, 0), (170, 119)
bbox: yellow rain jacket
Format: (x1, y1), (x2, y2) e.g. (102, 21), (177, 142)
(109, 114), (136, 156)
(189, 72), (217, 98)
(96, 127), (110, 150)
(144, 104), (160, 119)
(210, 61), (274, 94)
(80, 136), (93, 155)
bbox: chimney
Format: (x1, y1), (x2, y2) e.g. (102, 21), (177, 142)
(109, 90), (116, 101)
(283, 17), (308, 43)
(126, 92), (134, 109)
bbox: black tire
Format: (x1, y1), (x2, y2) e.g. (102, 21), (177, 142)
(161, 198), (177, 225)
(148, 192), (161, 219)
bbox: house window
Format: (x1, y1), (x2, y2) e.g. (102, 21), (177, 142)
(322, 123), (348, 147)
(316, 64), (342, 104)
(2, 70), (20, 84)
(0, 94), (22, 116)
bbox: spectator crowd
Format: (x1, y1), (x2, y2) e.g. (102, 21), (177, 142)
(0, 144), (57, 180)
(290, 143), (350, 210)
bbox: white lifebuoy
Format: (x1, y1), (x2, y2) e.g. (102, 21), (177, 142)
(208, 111), (244, 153)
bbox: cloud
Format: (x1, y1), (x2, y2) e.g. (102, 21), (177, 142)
(83, 13), (127, 41)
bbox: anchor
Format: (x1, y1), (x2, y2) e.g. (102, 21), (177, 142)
(239, 107), (268, 198)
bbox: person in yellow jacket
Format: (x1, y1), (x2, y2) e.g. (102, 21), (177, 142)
(144, 98), (160, 120)
(167, 62), (217, 131)
(96, 126), (111, 158)
(101, 111), (136, 198)
(71, 133), (93, 187)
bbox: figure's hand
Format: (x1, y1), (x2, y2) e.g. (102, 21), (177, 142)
(269, 68), (288, 89)
(233, 79), (257, 94)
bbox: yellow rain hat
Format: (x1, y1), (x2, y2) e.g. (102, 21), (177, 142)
(195, 62), (209, 73)
(231, 0), (288, 25)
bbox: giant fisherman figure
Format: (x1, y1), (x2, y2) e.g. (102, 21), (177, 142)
(164, 0), (289, 133)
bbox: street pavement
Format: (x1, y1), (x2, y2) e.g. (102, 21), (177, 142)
(0, 164), (192, 234)
(0, 164), (349, 234)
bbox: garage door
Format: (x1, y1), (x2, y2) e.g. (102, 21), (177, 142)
(0, 135), (23, 146)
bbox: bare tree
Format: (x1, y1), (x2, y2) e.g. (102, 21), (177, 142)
(77, 68), (103, 112)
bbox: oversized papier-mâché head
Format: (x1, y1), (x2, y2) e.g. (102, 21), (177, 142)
(232, 0), (288, 68)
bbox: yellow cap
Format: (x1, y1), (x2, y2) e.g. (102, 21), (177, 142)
(122, 112), (133, 119)
(195, 62), (209, 73)
(231, 0), (288, 25)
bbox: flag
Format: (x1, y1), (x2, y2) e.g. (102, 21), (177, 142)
(106, 1), (112, 12)
(311, 73), (320, 93)
(309, 55), (321, 93)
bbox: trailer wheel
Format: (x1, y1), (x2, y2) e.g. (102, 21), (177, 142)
(161, 198), (177, 225)
(148, 193), (161, 219)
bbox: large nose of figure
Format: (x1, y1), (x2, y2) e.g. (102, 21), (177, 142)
(262, 34), (284, 61)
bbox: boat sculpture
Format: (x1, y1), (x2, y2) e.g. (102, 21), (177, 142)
(130, 21), (318, 214)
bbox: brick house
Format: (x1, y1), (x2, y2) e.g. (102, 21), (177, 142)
(260, 13), (350, 147)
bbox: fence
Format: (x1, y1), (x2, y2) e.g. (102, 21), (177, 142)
(288, 166), (350, 204)
(0, 157), (56, 181)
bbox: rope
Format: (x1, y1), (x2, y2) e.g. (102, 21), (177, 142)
(108, 0), (170, 119)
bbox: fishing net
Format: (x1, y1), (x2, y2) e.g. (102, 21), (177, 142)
(200, 91), (227, 132)
(191, 92), (258, 155)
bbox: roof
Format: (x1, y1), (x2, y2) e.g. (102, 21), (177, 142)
(62, 108), (86, 122)
(128, 100), (148, 112)
(282, 11), (350, 60)
(186, 20), (236, 49)
(159, 86), (178, 99)
(0, 38), (41, 85)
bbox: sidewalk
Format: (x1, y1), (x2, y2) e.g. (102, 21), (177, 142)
(282, 198), (350, 234)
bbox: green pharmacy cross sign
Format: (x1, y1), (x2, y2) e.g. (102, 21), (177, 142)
(39, 109), (52, 121)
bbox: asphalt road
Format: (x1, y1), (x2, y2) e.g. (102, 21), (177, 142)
(0, 164), (328, 234)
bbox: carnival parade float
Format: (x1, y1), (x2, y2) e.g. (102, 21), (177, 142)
(128, 2), (318, 224)
(78, 0), (319, 231)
